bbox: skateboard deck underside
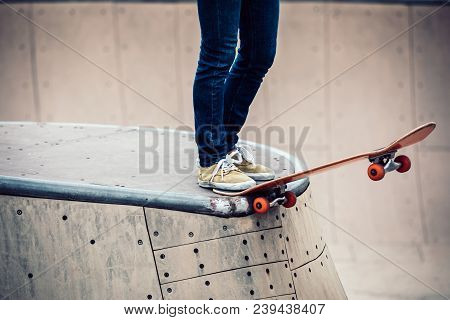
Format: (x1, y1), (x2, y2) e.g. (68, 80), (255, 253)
(214, 122), (436, 197)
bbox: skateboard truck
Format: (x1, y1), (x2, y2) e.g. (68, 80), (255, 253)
(367, 151), (411, 181)
(252, 185), (297, 214)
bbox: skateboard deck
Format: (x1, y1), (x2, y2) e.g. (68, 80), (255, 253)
(213, 122), (436, 213)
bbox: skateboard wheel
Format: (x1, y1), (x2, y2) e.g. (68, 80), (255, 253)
(253, 197), (270, 214)
(283, 191), (297, 208)
(367, 163), (385, 181)
(395, 155), (411, 173)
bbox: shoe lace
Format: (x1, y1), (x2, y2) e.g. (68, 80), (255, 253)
(210, 155), (238, 182)
(230, 144), (255, 165)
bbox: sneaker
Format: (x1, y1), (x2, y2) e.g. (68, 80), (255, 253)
(229, 145), (275, 181)
(198, 156), (256, 191)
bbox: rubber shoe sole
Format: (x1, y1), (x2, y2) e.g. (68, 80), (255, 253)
(198, 179), (256, 191)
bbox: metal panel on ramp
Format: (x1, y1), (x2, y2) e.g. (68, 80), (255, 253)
(0, 195), (161, 300)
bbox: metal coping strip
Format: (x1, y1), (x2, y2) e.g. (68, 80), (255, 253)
(0, 175), (309, 217)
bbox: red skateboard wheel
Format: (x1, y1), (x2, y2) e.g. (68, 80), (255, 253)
(283, 191), (297, 208)
(367, 163), (385, 181)
(394, 155), (411, 173)
(253, 197), (270, 214)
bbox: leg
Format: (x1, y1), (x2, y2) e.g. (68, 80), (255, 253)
(223, 0), (280, 151)
(193, 0), (241, 167)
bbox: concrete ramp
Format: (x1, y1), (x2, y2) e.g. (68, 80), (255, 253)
(0, 122), (346, 299)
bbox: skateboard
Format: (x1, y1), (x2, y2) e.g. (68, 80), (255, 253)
(213, 122), (436, 214)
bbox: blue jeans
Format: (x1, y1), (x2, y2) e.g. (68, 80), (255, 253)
(194, 0), (279, 167)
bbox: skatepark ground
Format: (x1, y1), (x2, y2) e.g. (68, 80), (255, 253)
(0, 1), (449, 299)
